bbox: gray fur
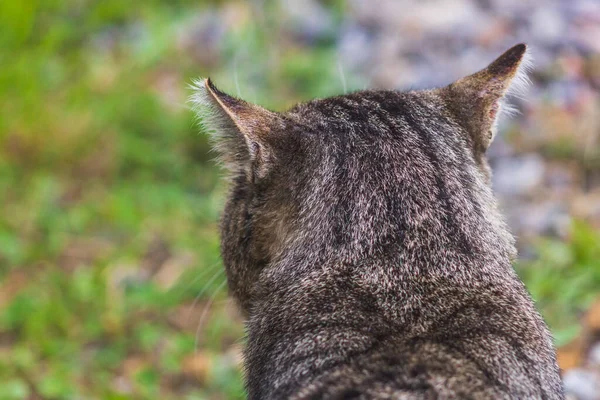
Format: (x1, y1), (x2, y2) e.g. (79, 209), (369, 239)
(192, 44), (564, 399)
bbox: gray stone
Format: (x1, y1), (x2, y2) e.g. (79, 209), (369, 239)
(563, 368), (600, 400)
(589, 342), (600, 368)
(530, 7), (565, 43)
(280, 0), (335, 43)
(492, 154), (545, 196)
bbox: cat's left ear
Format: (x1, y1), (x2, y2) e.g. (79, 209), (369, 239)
(439, 43), (532, 152)
(190, 78), (280, 178)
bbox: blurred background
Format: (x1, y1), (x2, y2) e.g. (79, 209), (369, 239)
(1, 0), (599, 399)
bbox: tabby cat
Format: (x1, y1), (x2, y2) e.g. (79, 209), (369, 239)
(192, 44), (564, 399)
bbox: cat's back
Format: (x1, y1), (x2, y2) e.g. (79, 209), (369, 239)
(291, 337), (547, 399)
(249, 266), (561, 400)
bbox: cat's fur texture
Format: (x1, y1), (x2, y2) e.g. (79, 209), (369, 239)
(191, 44), (564, 399)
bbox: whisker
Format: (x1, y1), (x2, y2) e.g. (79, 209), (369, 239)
(171, 260), (221, 295)
(186, 268), (226, 322)
(363, 73), (373, 91)
(234, 54), (242, 98)
(337, 60), (347, 94)
(194, 279), (228, 353)
(234, 332), (248, 346)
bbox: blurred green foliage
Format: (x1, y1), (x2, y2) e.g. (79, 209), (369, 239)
(0, 0), (597, 398)
(0, 1), (351, 398)
(517, 221), (600, 346)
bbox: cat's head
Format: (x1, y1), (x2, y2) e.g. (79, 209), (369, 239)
(192, 44), (530, 315)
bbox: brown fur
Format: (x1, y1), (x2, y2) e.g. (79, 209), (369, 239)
(191, 43), (563, 399)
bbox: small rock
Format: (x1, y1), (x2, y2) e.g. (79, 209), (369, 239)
(492, 154), (545, 196)
(588, 342), (600, 367)
(280, 0), (335, 43)
(563, 368), (600, 400)
(177, 11), (227, 68)
(571, 191), (600, 227)
(153, 251), (195, 291)
(530, 7), (565, 43)
(505, 202), (570, 239)
(545, 163), (578, 194)
(182, 353), (212, 383)
(558, 338), (585, 371)
(339, 24), (375, 70)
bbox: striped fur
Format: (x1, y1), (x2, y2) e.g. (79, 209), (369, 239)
(193, 44), (564, 399)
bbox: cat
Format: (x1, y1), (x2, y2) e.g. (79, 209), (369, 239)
(191, 43), (564, 399)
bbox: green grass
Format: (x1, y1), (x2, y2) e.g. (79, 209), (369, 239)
(517, 221), (600, 346)
(0, 1), (597, 398)
(0, 1), (352, 398)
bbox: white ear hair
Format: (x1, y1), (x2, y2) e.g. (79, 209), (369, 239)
(492, 47), (534, 142)
(189, 78), (254, 176)
(189, 78), (221, 136)
(189, 78), (277, 177)
(496, 47), (533, 121)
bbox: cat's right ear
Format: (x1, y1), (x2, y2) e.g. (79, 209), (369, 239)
(439, 44), (531, 153)
(190, 78), (279, 178)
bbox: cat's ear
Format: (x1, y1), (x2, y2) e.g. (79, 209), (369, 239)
(190, 78), (279, 178)
(440, 43), (532, 152)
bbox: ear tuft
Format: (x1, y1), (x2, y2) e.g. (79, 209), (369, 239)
(189, 78), (227, 137)
(493, 44), (533, 107)
(441, 44), (532, 152)
(189, 78), (277, 177)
